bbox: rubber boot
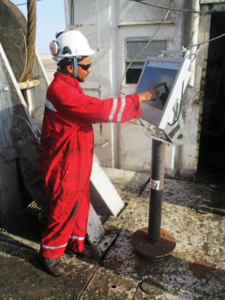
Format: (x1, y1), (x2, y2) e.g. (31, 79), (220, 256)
(38, 253), (66, 276)
(67, 244), (101, 258)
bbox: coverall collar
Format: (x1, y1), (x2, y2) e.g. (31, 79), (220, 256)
(54, 72), (83, 93)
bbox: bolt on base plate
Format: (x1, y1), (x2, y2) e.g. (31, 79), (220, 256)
(131, 227), (176, 261)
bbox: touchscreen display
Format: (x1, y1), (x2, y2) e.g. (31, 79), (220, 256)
(136, 61), (180, 111)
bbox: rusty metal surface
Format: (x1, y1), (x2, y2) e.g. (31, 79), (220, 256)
(131, 228), (176, 261)
(81, 267), (137, 300)
(18, 79), (40, 90)
(102, 168), (225, 299)
(189, 259), (215, 279)
(140, 278), (165, 296)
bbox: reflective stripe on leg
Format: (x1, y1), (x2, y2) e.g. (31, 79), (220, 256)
(41, 243), (68, 249)
(69, 236), (85, 241)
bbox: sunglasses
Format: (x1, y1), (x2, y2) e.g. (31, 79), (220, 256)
(77, 63), (91, 71)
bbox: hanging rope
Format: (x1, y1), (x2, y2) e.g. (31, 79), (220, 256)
(19, 0), (37, 82)
(129, 0), (219, 14)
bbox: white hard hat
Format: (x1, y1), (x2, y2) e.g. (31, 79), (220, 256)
(50, 30), (95, 62)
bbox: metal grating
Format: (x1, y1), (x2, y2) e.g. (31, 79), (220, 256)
(0, 201), (48, 243)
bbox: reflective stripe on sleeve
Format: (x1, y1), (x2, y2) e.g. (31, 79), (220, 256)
(108, 98), (118, 121)
(45, 99), (57, 112)
(117, 97), (126, 122)
(41, 243), (67, 250)
(69, 236), (85, 241)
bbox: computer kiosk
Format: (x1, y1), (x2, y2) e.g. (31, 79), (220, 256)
(131, 56), (191, 261)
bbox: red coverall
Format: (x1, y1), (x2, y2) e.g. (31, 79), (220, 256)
(39, 72), (141, 258)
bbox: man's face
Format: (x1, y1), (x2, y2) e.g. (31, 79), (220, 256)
(77, 56), (92, 82)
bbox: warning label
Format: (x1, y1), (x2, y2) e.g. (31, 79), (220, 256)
(150, 179), (161, 191)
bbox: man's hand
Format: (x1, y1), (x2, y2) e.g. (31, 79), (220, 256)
(138, 82), (165, 103)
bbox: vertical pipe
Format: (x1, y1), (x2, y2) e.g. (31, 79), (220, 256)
(189, 0), (200, 87)
(148, 140), (166, 244)
(64, 0), (70, 29)
(110, 0), (118, 168)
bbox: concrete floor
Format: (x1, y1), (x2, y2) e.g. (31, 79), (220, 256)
(0, 168), (225, 299)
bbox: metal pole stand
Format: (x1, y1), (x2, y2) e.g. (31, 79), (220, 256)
(131, 139), (176, 261)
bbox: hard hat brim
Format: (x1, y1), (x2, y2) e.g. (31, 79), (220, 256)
(52, 48), (95, 62)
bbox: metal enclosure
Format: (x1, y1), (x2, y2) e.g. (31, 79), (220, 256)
(64, 0), (213, 179)
(136, 56), (191, 129)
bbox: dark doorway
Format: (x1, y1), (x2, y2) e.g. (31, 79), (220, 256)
(197, 12), (225, 185)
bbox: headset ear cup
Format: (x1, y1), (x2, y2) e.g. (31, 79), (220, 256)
(55, 29), (66, 39)
(49, 40), (59, 56)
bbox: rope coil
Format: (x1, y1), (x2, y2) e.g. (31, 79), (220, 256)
(19, 0), (36, 82)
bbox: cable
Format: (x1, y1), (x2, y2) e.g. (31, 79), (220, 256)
(191, 45), (200, 63)
(120, 3), (225, 94)
(138, 176), (150, 197)
(187, 33), (225, 49)
(168, 80), (185, 126)
(19, 0), (37, 82)
(129, 0), (222, 14)
(120, 0), (174, 94)
(165, 28), (225, 126)
(121, 1), (225, 129)
(187, 33), (225, 65)
(165, 30), (225, 126)
(16, 0), (42, 6)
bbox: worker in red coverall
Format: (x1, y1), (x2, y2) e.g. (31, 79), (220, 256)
(38, 29), (164, 276)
